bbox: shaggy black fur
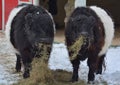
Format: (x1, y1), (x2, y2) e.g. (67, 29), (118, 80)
(65, 7), (105, 83)
(10, 4), (54, 78)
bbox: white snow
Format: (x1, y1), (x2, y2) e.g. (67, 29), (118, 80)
(49, 43), (72, 72)
(0, 42), (120, 85)
(103, 47), (120, 85)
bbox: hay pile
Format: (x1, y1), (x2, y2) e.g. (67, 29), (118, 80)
(15, 58), (85, 85)
(15, 42), (85, 85)
(15, 58), (54, 85)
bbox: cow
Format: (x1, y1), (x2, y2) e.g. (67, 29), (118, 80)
(5, 4), (55, 78)
(65, 6), (114, 84)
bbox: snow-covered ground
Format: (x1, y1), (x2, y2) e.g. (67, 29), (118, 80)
(49, 44), (120, 85)
(0, 33), (120, 85)
(0, 32), (21, 85)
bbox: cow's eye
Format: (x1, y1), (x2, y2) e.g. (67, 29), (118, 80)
(36, 11), (40, 15)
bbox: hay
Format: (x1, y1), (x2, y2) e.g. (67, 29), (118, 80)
(26, 43), (54, 84)
(15, 58), (55, 85)
(14, 43), (55, 85)
(34, 43), (51, 61)
(14, 42), (86, 85)
(15, 58), (86, 85)
(68, 36), (85, 60)
(30, 58), (55, 83)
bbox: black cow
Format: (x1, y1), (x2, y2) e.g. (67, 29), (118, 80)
(65, 6), (114, 83)
(5, 4), (55, 78)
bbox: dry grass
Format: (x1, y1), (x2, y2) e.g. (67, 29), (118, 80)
(68, 36), (85, 60)
(14, 58), (85, 85)
(15, 58), (54, 85)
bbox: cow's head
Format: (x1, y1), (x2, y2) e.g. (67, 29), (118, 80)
(72, 15), (96, 39)
(24, 9), (54, 45)
(70, 15), (96, 47)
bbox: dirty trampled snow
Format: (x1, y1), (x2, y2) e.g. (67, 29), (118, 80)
(0, 33), (120, 85)
(0, 32), (21, 85)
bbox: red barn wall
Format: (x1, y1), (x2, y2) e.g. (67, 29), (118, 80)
(0, 0), (34, 30)
(20, 0), (30, 1)
(4, 0), (18, 28)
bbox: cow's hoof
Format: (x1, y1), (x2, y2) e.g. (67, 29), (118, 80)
(70, 78), (78, 83)
(87, 81), (95, 84)
(16, 69), (21, 72)
(23, 72), (30, 78)
(96, 69), (102, 74)
(16, 66), (21, 72)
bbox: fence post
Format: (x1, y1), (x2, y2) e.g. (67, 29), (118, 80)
(2, 0), (5, 31)
(75, 0), (86, 8)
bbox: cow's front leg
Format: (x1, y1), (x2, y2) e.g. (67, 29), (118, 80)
(23, 62), (32, 78)
(21, 50), (32, 78)
(71, 58), (80, 82)
(87, 57), (97, 84)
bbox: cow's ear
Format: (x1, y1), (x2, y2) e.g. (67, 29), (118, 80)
(87, 16), (96, 27)
(88, 16), (96, 23)
(25, 13), (33, 25)
(25, 13), (33, 30)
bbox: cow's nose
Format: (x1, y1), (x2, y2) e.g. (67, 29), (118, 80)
(80, 32), (89, 37)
